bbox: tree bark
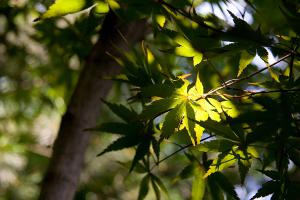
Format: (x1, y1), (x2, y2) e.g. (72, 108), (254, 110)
(39, 12), (148, 200)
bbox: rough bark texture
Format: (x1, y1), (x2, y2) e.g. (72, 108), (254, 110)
(39, 12), (148, 200)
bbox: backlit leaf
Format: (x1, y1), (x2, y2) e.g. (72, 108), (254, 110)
(238, 51), (255, 77)
(192, 165), (205, 200)
(204, 153), (236, 178)
(35, 0), (87, 21)
(161, 103), (185, 138)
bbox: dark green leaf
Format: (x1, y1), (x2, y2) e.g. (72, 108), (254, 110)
(258, 170), (280, 180)
(141, 84), (175, 98)
(130, 139), (151, 171)
(87, 122), (142, 135)
(97, 136), (139, 156)
(238, 159), (250, 184)
(138, 174), (150, 200)
(151, 174), (169, 198)
(196, 139), (235, 153)
(250, 181), (280, 200)
(102, 100), (137, 122)
(151, 179), (161, 200)
(152, 138), (160, 161)
(140, 98), (181, 120)
(210, 172), (239, 200)
(288, 148), (300, 166)
(192, 119), (239, 141)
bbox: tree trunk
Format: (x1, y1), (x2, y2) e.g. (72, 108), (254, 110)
(39, 12), (148, 200)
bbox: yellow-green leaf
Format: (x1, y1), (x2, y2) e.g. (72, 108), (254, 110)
(155, 15), (166, 27)
(195, 74), (204, 95)
(192, 165), (205, 200)
(108, 0), (120, 10)
(35, 0), (86, 21)
(94, 1), (109, 14)
(175, 46), (195, 57)
(238, 51), (255, 77)
(204, 153), (236, 178)
(193, 52), (203, 66)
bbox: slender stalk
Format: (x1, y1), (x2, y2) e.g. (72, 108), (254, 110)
(198, 53), (292, 99)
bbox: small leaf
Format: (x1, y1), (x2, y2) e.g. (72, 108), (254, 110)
(161, 103), (185, 138)
(94, 1), (109, 14)
(138, 174), (151, 200)
(238, 51), (255, 77)
(140, 98), (181, 120)
(204, 152), (236, 178)
(196, 139), (236, 153)
(97, 136), (139, 156)
(102, 100), (137, 122)
(193, 52), (203, 66)
(257, 47), (269, 63)
(130, 139), (151, 171)
(155, 15), (166, 27)
(151, 179), (161, 200)
(238, 159), (250, 184)
(151, 175), (169, 198)
(174, 164), (195, 181)
(192, 119), (239, 141)
(35, 0), (86, 21)
(258, 170), (280, 180)
(210, 172), (239, 200)
(152, 139), (160, 161)
(195, 74), (204, 95)
(192, 165), (205, 200)
(87, 122), (142, 135)
(250, 181), (280, 200)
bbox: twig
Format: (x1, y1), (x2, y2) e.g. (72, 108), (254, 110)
(220, 88), (300, 99)
(198, 53), (292, 99)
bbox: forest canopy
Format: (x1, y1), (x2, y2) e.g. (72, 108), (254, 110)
(0, 0), (300, 199)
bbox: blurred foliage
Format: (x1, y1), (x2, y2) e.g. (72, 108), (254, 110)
(1, 0), (300, 200)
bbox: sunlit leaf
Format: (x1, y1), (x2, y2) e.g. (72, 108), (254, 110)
(155, 15), (166, 27)
(140, 98), (181, 120)
(196, 139), (236, 153)
(238, 51), (255, 77)
(35, 0), (87, 21)
(204, 153), (236, 178)
(193, 52), (203, 66)
(161, 103), (185, 138)
(191, 165), (205, 200)
(193, 119), (239, 141)
(94, 1), (109, 14)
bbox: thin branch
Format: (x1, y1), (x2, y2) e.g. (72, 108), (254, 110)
(220, 88), (300, 99)
(198, 53), (292, 99)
